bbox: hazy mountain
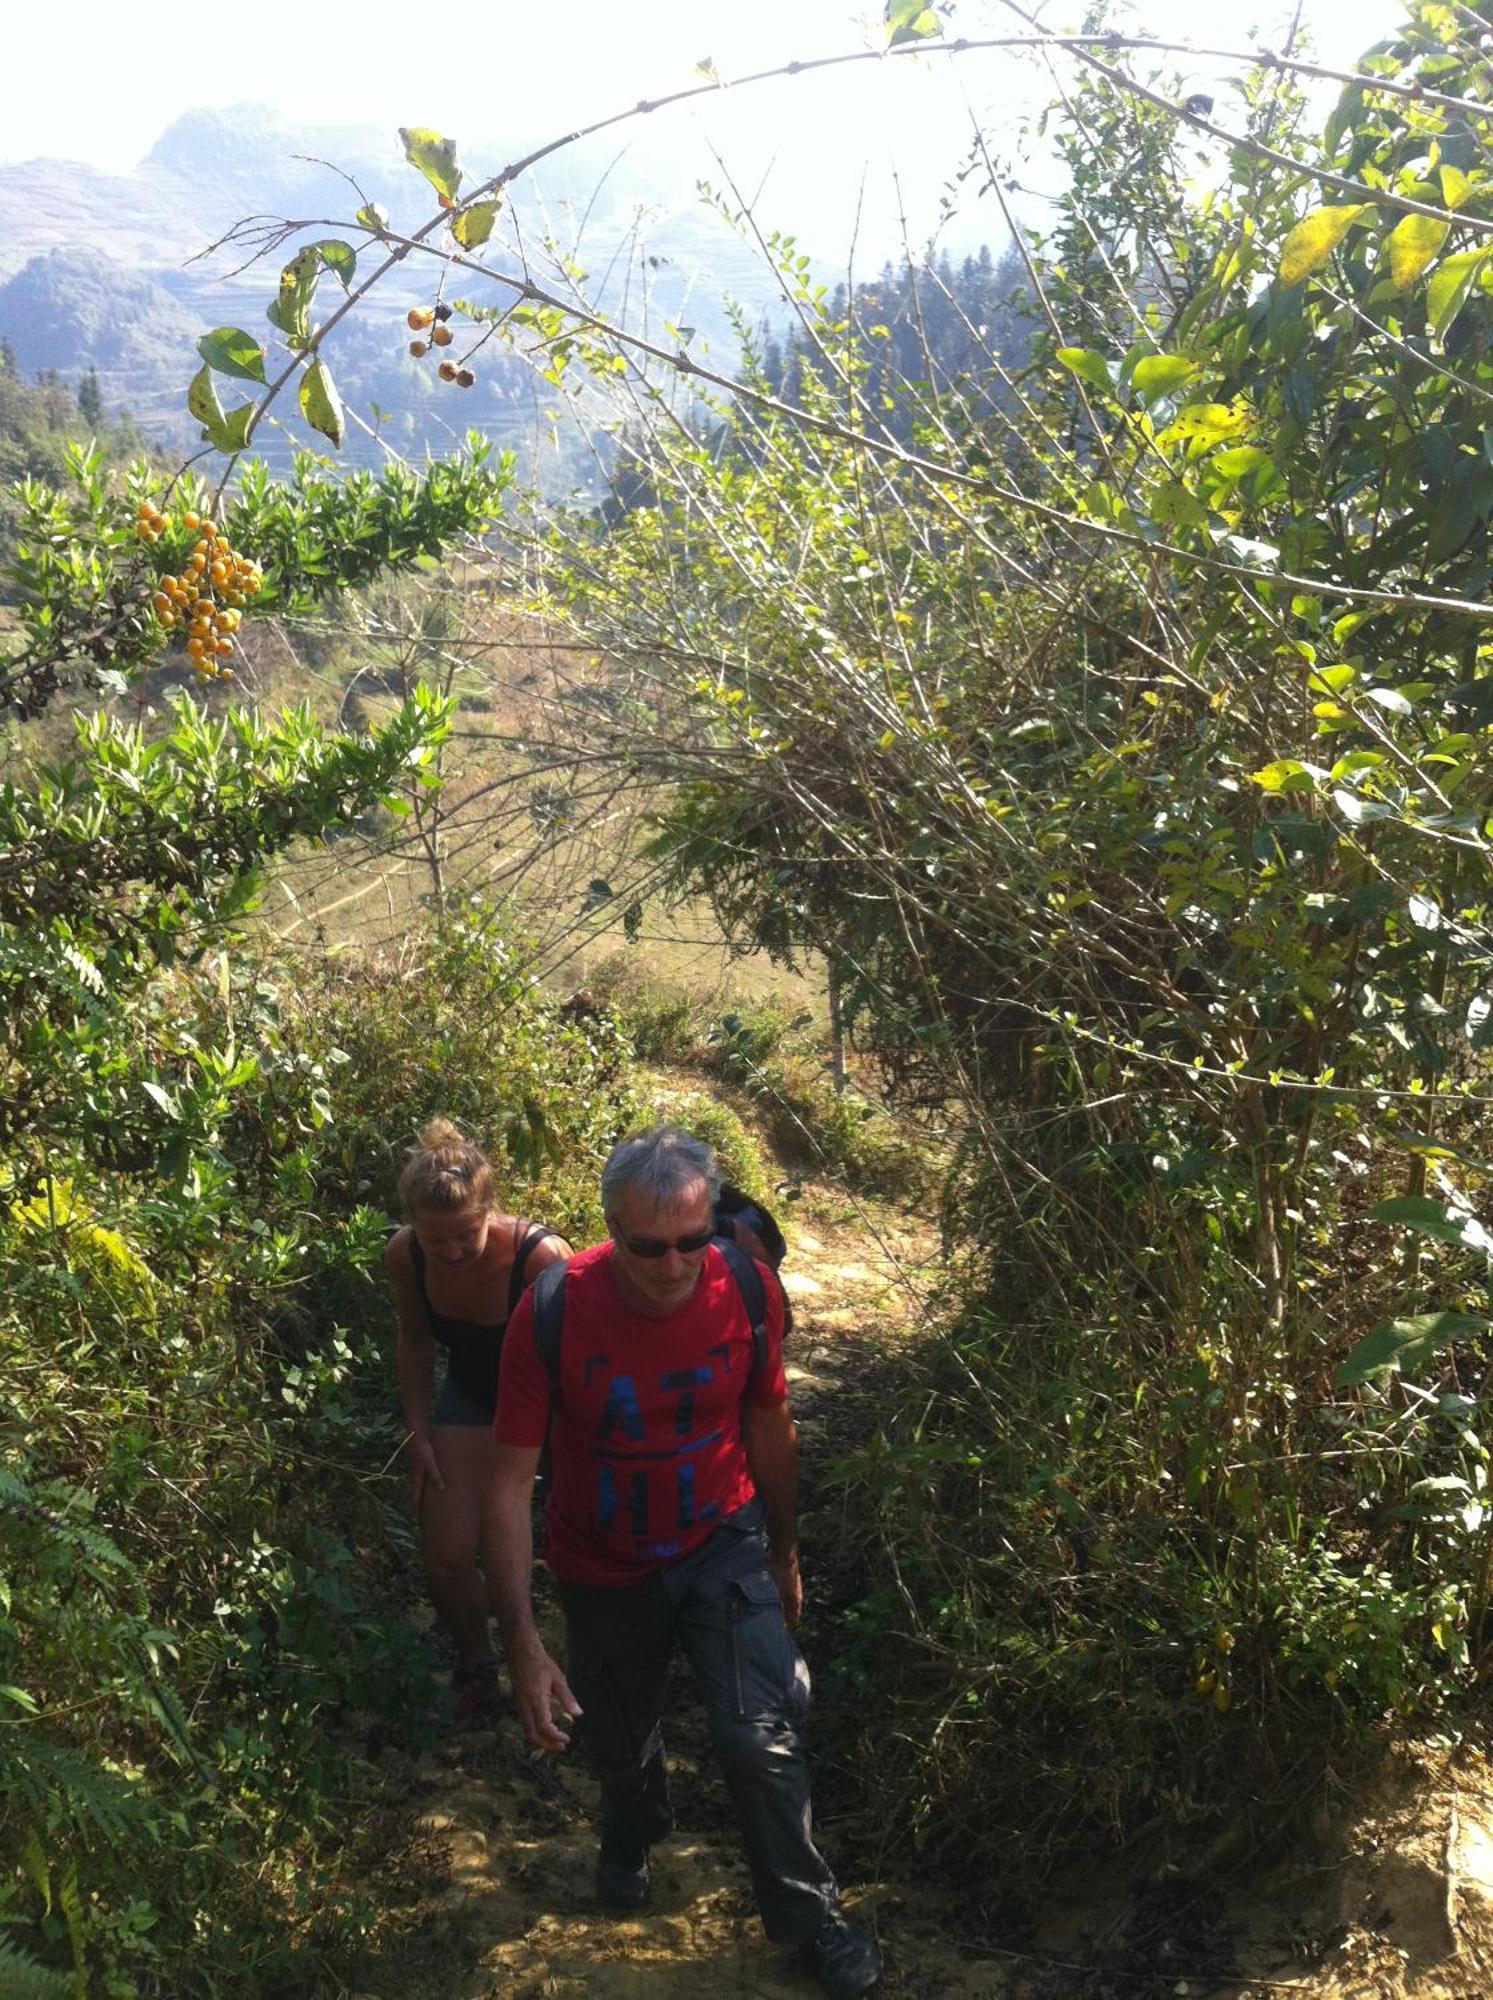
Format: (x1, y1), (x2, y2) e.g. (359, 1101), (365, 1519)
(0, 105), (802, 479)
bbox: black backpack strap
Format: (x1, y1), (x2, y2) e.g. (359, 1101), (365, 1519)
(506, 1220), (553, 1319)
(529, 1262), (569, 1405)
(714, 1235), (770, 1384)
(406, 1230), (433, 1307)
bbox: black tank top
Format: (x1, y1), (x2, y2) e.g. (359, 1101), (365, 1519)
(409, 1220), (551, 1409)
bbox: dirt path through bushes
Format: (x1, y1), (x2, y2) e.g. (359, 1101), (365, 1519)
(343, 1203), (1493, 2000)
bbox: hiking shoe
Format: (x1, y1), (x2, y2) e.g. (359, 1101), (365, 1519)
(450, 1657), (502, 1725)
(595, 1836), (650, 1911)
(801, 1913), (882, 1997)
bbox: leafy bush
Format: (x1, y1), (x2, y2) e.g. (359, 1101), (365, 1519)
(583, 950), (719, 1065)
(0, 910), (642, 1993)
(641, 1083), (772, 1201)
(505, 1), (1493, 1892)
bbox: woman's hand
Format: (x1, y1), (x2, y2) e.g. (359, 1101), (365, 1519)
(407, 1431), (446, 1514)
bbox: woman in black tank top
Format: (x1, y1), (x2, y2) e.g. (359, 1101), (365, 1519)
(384, 1117), (570, 1719)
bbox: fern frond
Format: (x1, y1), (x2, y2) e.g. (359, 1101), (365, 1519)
(0, 1937), (75, 1999)
(3, 1736), (156, 1845)
(59, 941), (105, 996)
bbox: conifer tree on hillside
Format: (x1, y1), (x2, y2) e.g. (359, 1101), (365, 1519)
(761, 244), (1032, 441)
(77, 367), (104, 428)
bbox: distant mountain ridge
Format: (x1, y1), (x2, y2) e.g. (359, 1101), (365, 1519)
(0, 105), (791, 476)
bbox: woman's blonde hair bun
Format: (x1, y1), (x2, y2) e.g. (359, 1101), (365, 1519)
(398, 1118), (495, 1217)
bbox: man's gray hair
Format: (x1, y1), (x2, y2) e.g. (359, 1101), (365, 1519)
(602, 1124), (721, 1218)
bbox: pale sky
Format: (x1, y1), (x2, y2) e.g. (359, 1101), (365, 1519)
(4, 1), (1409, 167)
(3, 0), (1409, 257)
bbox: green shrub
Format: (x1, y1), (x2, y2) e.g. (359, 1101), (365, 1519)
(0, 904), (646, 1994)
(732, 1052), (934, 1201)
(641, 1084), (772, 1201)
(582, 950), (712, 1065)
(814, 1218), (1490, 1897)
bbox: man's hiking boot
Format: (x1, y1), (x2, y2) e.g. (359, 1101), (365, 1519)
(594, 1835), (651, 1911)
(801, 1913), (882, 1997)
(450, 1657), (502, 1725)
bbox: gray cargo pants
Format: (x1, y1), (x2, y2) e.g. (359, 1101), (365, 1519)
(556, 1500), (841, 1944)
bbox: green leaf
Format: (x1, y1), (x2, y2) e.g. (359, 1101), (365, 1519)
(1148, 480), (1210, 529)
(1212, 445), (1271, 481)
(1337, 1311), (1490, 1386)
(1056, 347), (1113, 393)
(196, 326), (267, 384)
(356, 201), (390, 235)
(400, 126), (462, 200)
(1131, 354), (1195, 404)
(216, 404), (257, 452)
(885, 0), (942, 47)
(452, 198), (502, 250)
(1278, 205), (1367, 284)
(315, 239), (358, 290)
(267, 247), (320, 351)
(1386, 211), (1450, 293)
(187, 364), (225, 440)
(1369, 1194), (1493, 1253)
(187, 365), (257, 453)
(299, 358), (345, 447)
(1427, 248), (1489, 340)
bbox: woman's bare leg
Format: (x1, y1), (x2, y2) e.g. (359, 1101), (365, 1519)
(420, 1423), (497, 1665)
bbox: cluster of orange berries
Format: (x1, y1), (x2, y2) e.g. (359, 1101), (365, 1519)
(137, 504), (263, 679)
(407, 303), (475, 387)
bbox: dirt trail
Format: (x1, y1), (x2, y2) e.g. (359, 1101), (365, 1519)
(343, 1201), (1493, 2000)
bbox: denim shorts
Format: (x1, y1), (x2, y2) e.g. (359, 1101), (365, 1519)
(432, 1373), (497, 1427)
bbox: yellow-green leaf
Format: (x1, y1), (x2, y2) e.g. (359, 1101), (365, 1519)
(1427, 247), (1489, 340)
(452, 198), (502, 250)
(187, 364), (225, 439)
(1148, 480), (1209, 529)
(267, 247), (319, 352)
(1386, 210), (1449, 293)
(886, 0), (942, 46)
(188, 367), (254, 454)
(1132, 353), (1195, 404)
(1250, 758), (1317, 794)
(1278, 204), (1367, 285)
(400, 126), (462, 200)
(1212, 445), (1270, 480)
(1056, 346), (1113, 393)
(299, 357), (344, 447)
(216, 404), (256, 452)
(1440, 164), (1470, 211)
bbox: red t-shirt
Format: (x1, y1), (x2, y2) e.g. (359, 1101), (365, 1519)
(496, 1241), (788, 1588)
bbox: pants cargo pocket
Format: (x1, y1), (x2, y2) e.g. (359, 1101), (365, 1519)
(728, 1569), (800, 1721)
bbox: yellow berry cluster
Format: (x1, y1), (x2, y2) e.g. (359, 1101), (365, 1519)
(407, 304), (475, 387)
(138, 503), (263, 679)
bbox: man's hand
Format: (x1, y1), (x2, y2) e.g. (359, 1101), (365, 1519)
(770, 1546), (803, 1629)
(508, 1638), (583, 1751)
(407, 1432), (445, 1514)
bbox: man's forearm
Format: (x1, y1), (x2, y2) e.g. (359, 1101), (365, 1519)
(745, 1406), (799, 1555)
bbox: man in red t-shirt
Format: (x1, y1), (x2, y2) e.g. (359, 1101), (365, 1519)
(486, 1126), (881, 1999)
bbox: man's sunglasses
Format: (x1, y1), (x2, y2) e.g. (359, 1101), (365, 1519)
(615, 1226), (716, 1259)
